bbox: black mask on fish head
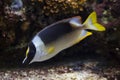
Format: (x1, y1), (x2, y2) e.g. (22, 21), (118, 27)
(22, 42), (36, 65)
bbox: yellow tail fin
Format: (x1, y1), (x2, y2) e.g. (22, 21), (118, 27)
(83, 12), (105, 31)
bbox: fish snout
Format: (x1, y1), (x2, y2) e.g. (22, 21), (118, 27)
(22, 57), (31, 65)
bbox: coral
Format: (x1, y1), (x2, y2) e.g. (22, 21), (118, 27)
(0, 0), (120, 67)
(0, 0), (89, 66)
(111, 0), (120, 18)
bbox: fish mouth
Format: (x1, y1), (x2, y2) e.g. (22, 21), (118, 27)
(22, 57), (31, 65)
(22, 57), (27, 64)
(22, 57), (33, 65)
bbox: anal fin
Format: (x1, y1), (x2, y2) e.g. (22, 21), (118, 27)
(74, 30), (92, 44)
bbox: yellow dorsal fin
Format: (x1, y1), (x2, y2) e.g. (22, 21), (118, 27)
(83, 11), (105, 31)
(47, 47), (55, 54)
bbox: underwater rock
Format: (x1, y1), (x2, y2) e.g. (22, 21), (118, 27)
(111, 0), (120, 18)
(0, 0), (120, 67)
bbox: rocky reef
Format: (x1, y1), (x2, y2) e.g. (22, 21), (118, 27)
(0, 0), (89, 65)
(0, 0), (120, 79)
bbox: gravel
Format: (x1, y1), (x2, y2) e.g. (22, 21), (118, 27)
(0, 58), (120, 80)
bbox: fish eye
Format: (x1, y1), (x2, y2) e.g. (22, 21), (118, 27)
(26, 47), (29, 57)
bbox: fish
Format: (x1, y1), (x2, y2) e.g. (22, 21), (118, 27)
(22, 12), (105, 64)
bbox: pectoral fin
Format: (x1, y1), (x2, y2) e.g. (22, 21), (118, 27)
(47, 47), (55, 54)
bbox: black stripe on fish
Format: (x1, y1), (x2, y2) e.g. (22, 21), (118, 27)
(38, 22), (73, 44)
(24, 42), (36, 64)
